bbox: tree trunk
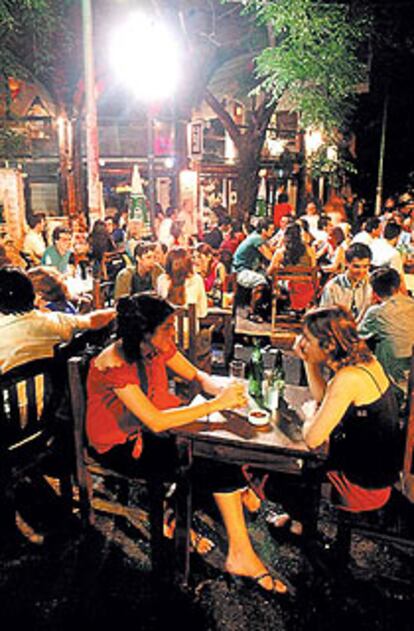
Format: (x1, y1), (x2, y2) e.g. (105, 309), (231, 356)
(204, 88), (276, 222)
(236, 134), (263, 219)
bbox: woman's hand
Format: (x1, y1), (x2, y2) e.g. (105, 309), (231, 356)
(215, 381), (247, 411)
(293, 334), (308, 362)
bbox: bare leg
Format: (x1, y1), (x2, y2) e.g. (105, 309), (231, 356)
(250, 285), (265, 315)
(214, 489), (287, 593)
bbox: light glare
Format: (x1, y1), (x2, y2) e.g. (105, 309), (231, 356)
(110, 14), (181, 101)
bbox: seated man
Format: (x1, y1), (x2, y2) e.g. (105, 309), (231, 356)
(370, 221), (407, 292)
(232, 218), (275, 323)
(23, 213), (47, 266)
(114, 241), (163, 301)
(358, 267), (414, 395)
(319, 242), (373, 322)
(41, 226), (75, 276)
(0, 266), (115, 373)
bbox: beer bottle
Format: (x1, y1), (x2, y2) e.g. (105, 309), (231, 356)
(248, 338), (264, 404)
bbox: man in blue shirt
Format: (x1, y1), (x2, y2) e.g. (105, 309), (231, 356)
(232, 218), (275, 322)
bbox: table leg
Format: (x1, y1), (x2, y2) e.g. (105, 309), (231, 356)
(148, 476), (167, 580)
(223, 313), (233, 367)
(174, 438), (193, 587)
(301, 465), (323, 546)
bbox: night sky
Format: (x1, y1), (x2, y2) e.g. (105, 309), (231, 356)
(352, 1), (414, 205)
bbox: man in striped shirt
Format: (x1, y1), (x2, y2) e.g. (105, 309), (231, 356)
(319, 243), (373, 321)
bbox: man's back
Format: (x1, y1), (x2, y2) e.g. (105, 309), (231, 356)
(232, 232), (263, 272)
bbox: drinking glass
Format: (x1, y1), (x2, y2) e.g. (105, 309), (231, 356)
(229, 359), (246, 380)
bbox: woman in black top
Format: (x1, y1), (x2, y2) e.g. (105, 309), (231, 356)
(295, 306), (401, 511)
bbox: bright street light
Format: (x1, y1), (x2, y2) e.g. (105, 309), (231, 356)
(110, 13), (181, 101)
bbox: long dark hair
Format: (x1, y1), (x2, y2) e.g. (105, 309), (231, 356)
(304, 306), (372, 370)
(283, 223), (306, 265)
(165, 247), (193, 305)
(117, 293), (174, 363)
(0, 267), (35, 314)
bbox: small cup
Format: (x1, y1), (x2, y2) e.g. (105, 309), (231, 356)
(222, 292), (234, 309)
(229, 359), (246, 380)
(248, 409), (270, 427)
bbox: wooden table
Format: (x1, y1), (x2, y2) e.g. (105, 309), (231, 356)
(172, 385), (327, 586)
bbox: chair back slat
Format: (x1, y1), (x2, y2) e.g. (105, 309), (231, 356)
(175, 303), (197, 362)
(26, 375), (38, 428)
(0, 359), (56, 453)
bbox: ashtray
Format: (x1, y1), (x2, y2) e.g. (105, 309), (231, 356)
(248, 409), (270, 427)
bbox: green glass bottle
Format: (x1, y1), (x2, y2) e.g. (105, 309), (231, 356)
(248, 338), (264, 404)
(273, 350), (285, 398)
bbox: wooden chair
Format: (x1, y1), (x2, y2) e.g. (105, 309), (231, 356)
(67, 350), (166, 574)
(271, 265), (318, 339)
(174, 303), (207, 400)
(333, 347), (414, 566)
(0, 358), (73, 542)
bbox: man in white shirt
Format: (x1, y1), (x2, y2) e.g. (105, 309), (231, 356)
(352, 217), (382, 247)
(370, 221), (405, 283)
(23, 214), (47, 265)
(158, 207), (177, 249)
(0, 267), (115, 373)
(302, 200), (320, 237)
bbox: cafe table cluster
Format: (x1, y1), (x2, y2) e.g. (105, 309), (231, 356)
(169, 377), (327, 587)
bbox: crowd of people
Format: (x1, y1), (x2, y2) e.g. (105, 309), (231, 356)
(0, 188), (413, 597)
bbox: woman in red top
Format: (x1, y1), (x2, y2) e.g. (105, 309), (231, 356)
(86, 293), (288, 596)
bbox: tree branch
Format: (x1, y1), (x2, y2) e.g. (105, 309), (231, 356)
(204, 87), (241, 146)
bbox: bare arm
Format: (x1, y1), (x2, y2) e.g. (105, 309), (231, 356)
(114, 380), (246, 434)
(166, 349), (228, 396)
(302, 371), (356, 448)
(85, 308), (116, 329)
(266, 249), (283, 276)
(258, 243), (274, 262)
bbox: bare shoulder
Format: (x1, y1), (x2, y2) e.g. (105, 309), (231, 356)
(94, 342), (124, 371)
(333, 361), (389, 403)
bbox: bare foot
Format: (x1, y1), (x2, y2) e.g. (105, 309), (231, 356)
(163, 515), (214, 555)
(190, 529), (215, 555)
(289, 520), (303, 536)
(225, 555), (287, 593)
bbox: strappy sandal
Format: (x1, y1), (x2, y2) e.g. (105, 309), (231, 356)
(163, 510), (215, 555)
(241, 487), (262, 513)
(190, 529), (215, 555)
(228, 570), (296, 599)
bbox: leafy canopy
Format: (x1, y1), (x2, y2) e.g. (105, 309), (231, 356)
(242, 0), (370, 136)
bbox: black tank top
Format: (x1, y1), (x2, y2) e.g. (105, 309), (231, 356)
(328, 366), (402, 489)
